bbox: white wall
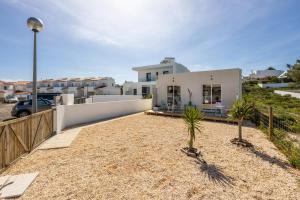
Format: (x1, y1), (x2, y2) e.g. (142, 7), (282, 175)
(55, 99), (152, 132)
(274, 90), (300, 99)
(258, 83), (290, 88)
(156, 68), (242, 109)
(92, 95), (142, 102)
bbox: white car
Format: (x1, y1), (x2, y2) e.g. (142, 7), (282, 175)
(4, 96), (18, 104)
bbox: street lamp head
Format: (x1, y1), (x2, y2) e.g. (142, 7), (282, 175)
(27, 17), (44, 32)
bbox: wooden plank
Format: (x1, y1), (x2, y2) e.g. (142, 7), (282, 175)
(8, 125), (29, 152)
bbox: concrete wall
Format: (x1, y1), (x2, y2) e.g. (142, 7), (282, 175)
(55, 99), (152, 132)
(274, 90), (300, 99)
(92, 95), (142, 102)
(258, 83), (290, 88)
(156, 68), (242, 109)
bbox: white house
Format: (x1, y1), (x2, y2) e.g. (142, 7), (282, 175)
(123, 57), (190, 96)
(155, 68), (242, 110)
(249, 69), (285, 79)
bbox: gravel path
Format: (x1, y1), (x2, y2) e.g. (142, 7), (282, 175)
(2, 114), (300, 199)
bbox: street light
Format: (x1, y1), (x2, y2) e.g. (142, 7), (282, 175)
(27, 17), (44, 113)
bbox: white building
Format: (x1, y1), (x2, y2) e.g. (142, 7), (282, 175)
(155, 68), (242, 110)
(249, 69), (284, 79)
(123, 57), (190, 96)
(23, 76), (119, 97)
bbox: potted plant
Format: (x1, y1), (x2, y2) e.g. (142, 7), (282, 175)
(181, 106), (203, 157)
(229, 99), (253, 147)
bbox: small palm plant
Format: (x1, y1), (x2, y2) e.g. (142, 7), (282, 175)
(183, 106), (203, 152)
(229, 99), (253, 143)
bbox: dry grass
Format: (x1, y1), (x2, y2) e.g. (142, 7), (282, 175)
(2, 114), (300, 199)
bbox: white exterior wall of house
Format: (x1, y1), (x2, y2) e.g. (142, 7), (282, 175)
(124, 57), (190, 96)
(136, 66), (174, 82)
(123, 81), (156, 95)
(14, 83), (28, 92)
(156, 68), (242, 109)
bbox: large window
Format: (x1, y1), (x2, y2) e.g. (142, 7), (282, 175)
(167, 86), (181, 106)
(203, 84), (221, 104)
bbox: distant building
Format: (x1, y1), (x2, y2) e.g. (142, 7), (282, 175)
(249, 69), (285, 79)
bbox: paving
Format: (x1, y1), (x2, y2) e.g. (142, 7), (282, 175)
(0, 172), (39, 199)
(38, 127), (82, 150)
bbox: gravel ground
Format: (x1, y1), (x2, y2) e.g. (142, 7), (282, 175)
(2, 114), (300, 199)
(0, 103), (14, 121)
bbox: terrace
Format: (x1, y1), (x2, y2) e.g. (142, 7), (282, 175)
(2, 114), (300, 199)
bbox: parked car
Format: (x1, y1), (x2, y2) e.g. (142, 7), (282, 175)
(11, 99), (53, 118)
(4, 95), (18, 103)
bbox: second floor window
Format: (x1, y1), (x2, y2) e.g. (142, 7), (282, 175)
(163, 71), (169, 74)
(146, 73), (151, 81)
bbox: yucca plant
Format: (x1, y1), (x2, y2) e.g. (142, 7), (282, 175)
(229, 99), (253, 141)
(183, 106), (203, 151)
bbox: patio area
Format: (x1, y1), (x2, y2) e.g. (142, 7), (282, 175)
(1, 114), (300, 199)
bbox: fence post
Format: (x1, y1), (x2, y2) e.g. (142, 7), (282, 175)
(269, 106), (273, 140)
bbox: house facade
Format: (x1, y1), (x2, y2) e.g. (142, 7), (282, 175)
(155, 68), (242, 110)
(123, 57), (190, 96)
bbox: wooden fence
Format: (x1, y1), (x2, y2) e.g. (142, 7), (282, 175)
(0, 109), (54, 170)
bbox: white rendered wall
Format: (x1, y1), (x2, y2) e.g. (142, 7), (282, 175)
(92, 95), (142, 102)
(55, 99), (152, 132)
(156, 68), (242, 109)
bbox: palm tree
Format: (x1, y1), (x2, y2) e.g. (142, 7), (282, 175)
(183, 106), (203, 151)
(229, 99), (253, 141)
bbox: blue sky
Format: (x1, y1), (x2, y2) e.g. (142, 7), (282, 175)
(0, 0), (300, 84)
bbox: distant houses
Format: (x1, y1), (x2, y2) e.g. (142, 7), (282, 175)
(0, 77), (121, 101)
(248, 69), (285, 80)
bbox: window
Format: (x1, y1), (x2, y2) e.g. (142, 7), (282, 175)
(163, 71), (169, 74)
(142, 86), (150, 96)
(146, 73), (151, 81)
(167, 86), (181, 106)
(133, 89), (137, 95)
(203, 84), (221, 104)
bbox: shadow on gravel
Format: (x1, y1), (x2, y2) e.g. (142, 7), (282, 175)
(247, 146), (290, 169)
(195, 157), (235, 187)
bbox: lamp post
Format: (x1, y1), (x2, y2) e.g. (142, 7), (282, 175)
(27, 17), (44, 113)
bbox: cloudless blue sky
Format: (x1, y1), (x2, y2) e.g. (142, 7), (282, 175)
(0, 0), (300, 83)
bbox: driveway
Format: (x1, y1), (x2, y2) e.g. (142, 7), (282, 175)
(0, 103), (14, 121)
(2, 114), (300, 199)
